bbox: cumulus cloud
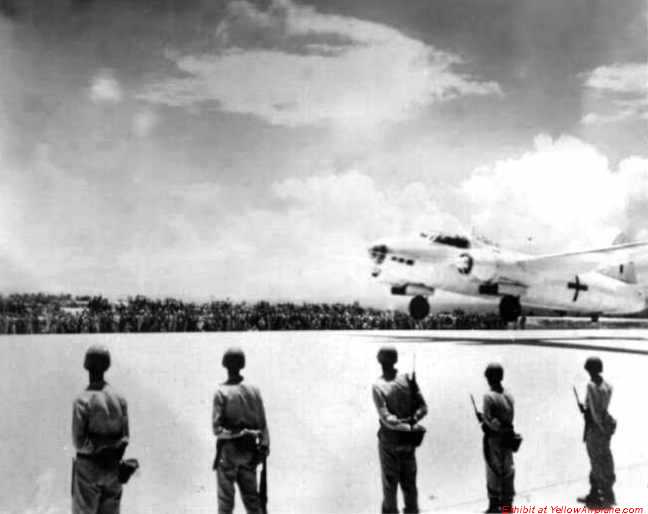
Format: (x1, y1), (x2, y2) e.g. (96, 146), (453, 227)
(582, 62), (647, 124)
(462, 134), (648, 251)
(89, 69), (123, 104)
(139, 0), (501, 128)
(586, 63), (648, 94)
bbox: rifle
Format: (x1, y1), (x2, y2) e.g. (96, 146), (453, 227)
(408, 353), (421, 427)
(470, 394), (483, 423)
(259, 455), (268, 514)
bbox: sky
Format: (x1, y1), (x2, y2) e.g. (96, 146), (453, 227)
(0, 0), (646, 303)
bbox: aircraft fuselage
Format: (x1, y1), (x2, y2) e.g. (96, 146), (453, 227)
(369, 233), (646, 319)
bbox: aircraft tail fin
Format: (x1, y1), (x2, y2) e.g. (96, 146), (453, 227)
(600, 233), (638, 284)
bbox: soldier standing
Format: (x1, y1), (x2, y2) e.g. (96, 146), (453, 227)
(372, 346), (427, 514)
(212, 347), (270, 514)
(71, 345), (129, 514)
(577, 356), (616, 507)
(479, 363), (515, 513)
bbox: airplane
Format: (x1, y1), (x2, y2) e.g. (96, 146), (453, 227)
(368, 231), (648, 323)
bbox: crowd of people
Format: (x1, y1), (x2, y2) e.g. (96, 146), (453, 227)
(0, 293), (506, 334)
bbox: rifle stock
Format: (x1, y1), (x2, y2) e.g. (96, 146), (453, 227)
(259, 456), (268, 514)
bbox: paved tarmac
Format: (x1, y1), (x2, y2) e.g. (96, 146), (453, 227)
(2, 329), (647, 513)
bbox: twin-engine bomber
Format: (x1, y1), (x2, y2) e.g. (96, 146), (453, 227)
(368, 232), (648, 322)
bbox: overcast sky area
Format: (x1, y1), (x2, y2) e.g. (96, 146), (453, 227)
(0, 0), (646, 302)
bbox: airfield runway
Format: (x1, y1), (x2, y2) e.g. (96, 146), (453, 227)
(2, 330), (648, 513)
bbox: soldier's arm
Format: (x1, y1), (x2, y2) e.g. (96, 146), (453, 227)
(372, 385), (404, 428)
(72, 398), (88, 451)
(257, 389), (270, 450)
(121, 397), (130, 442)
(212, 390), (234, 438)
(481, 395), (501, 432)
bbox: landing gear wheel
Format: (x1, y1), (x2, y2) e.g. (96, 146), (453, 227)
(591, 314), (600, 322)
(409, 295), (430, 320)
(499, 295), (522, 323)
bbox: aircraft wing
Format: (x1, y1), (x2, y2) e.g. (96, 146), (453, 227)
(516, 241), (648, 276)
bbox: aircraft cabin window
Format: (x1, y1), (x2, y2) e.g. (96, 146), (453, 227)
(433, 234), (471, 249)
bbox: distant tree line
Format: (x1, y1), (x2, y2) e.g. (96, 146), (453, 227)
(0, 293), (507, 334)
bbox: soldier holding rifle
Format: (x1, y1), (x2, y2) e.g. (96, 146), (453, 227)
(574, 356), (616, 508)
(471, 363), (517, 514)
(212, 347), (270, 514)
(372, 346), (427, 514)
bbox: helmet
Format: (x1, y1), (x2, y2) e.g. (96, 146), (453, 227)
(377, 346), (398, 365)
(484, 362), (504, 382)
(584, 356), (603, 374)
(84, 345), (111, 372)
(222, 347), (245, 370)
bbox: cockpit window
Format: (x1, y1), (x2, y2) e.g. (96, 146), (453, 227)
(434, 234), (470, 248)
(428, 233), (471, 249)
(369, 244), (387, 264)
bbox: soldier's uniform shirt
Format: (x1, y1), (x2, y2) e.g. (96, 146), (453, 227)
(584, 378), (615, 500)
(71, 381), (129, 514)
(372, 372), (427, 514)
(482, 388), (515, 507)
(212, 378), (269, 514)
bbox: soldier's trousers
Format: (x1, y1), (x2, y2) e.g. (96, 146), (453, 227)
(216, 441), (261, 514)
(585, 428), (615, 499)
(378, 442), (418, 514)
(71, 457), (122, 514)
(484, 436), (515, 506)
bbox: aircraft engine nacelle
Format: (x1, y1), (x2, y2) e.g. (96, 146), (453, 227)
(455, 251), (498, 281)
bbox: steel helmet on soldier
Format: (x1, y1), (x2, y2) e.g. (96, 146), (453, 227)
(484, 362), (504, 382)
(222, 347), (246, 370)
(84, 345), (111, 372)
(377, 346), (398, 365)
(584, 356), (603, 374)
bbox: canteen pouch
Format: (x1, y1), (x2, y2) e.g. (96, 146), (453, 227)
(118, 458), (139, 484)
(602, 412), (617, 437)
(502, 428), (523, 452)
